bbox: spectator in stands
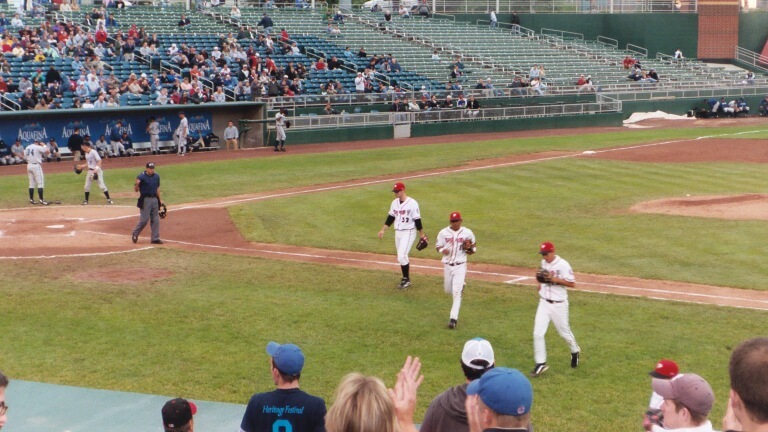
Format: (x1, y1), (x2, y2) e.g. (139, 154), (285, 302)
(623, 55), (636, 70)
(10, 13), (23, 28)
(82, 97), (95, 109)
(529, 78), (546, 96)
(19, 89), (35, 110)
(240, 342), (326, 432)
(742, 71), (756, 85)
(442, 94), (453, 108)
(354, 72), (366, 93)
(323, 102), (339, 115)
(161, 398), (196, 432)
(231, 6), (241, 22)
(650, 373), (716, 432)
(577, 74), (595, 94)
(0, 76), (7, 94)
(45, 65), (62, 87)
(106, 14), (118, 27)
(529, 64), (540, 80)
(452, 56), (465, 70)
(432, 50), (440, 62)
(418, 1), (430, 17)
(723, 337), (768, 432)
(330, 24), (342, 37)
(0, 13), (9, 27)
(257, 13), (274, 37)
(333, 10), (345, 21)
(466, 95), (480, 117)
(464, 368), (533, 432)
(510, 11), (521, 32)
(10, 139), (24, 164)
(357, 47), (368, 58)
(647, 68), (659, 82)
(451, 66), (463, 79)
(327, 56), (341, 70)
(399, 3), (410, 17)
(421, 338), (495, 432)
(489, 9), (497, 28)
(0, 370), (8, 429)
(325, 357), (423, 432)
(178, 14), (191, 28)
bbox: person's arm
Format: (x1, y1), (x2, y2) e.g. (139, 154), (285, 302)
(388, 356), (423, 432)
(378, 214), (395, 238)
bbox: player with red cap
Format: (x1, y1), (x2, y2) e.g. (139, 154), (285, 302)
(531, 241), (581, 377)
(162, 398), (197, 432)
(378, 181), (427, 289)
(644, 359), (679, 430)
(434, 211), (476, 329)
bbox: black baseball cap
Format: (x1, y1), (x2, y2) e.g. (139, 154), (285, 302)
(146, 162), (155, 168)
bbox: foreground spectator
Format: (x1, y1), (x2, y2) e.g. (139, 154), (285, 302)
(421, 338), (495, 432)
(326, 356), (423, 432)
(650, 374), (716, 432)
(240, 342), (326, 432)
(465, 368), (534, 432)
(162, 398), (196, 432)
(0, 370), (8, 430)
(723, 337), (768, 432)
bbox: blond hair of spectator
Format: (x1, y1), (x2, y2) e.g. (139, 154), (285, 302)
(327, 373), (397, 432)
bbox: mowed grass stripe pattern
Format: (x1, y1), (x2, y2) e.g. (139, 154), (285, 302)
(1, 251), (766, 432)
(233, 159), (768, 289)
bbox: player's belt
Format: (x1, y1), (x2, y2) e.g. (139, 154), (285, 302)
(447, 262), (465, 266)
(545, 299), (564, 304)
(142, 194), (158, 198)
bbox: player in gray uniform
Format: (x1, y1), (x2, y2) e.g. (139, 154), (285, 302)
(76, 141), (113, 205)
(24, 140), (50, 205)
(175, 112), (189, 156)
(274, 108), (286, 152)
(147, 117), (160, 155)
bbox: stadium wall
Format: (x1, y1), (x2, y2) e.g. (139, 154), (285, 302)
(0, 103), (264, 149)
(738, 11), (768, 53)
(455, 13), (698, 58)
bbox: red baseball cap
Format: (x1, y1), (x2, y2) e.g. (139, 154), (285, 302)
(450, 212), (462, 221)
(539, 242), (555, 255)
(649, 359), (679, 379)
(392, 182), (405, 192)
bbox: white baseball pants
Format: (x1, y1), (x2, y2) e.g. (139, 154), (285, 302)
(84, 170), (108, 192)
(444, 263), (466, 320)
(394, 229), (416, 266)
(533, 299), (580, 364)
(27, 164), (44, 188)
(111, 141), (125, 156)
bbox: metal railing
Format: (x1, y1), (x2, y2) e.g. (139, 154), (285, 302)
(606, 85), (768, 102)
(277, 95), (621, 130)
(429, 0), (698, 13)
(735, 46), (768, 74)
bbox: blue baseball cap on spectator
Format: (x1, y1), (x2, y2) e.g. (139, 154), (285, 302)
(266, 342), (305, 375)
(467, 367), (532, 416)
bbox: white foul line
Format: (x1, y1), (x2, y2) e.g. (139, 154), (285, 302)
(0, 246), (154, 260)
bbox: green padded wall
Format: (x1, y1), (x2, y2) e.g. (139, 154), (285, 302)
(738, 12), (768, 54)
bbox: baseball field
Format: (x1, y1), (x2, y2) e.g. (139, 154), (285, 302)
(1, 120), (768, 431)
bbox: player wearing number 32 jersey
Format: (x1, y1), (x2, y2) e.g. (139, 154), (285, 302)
(378, 181), (426, 290)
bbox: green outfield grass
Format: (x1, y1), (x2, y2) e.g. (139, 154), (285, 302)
(0, 251), (764, 432)
(0, 126), (763, 208)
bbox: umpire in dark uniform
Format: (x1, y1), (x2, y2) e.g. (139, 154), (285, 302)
(132, 162), (163, 245)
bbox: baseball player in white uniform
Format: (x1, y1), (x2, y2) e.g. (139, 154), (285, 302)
(176, 112), (189, 156)
(274, 108), (286, 152)
(378, 181), (426, 289)
(147, 116), (161, 155)
(76, 141), (113, 205)
(24, 140), (50, 205)
(434, 211), (475, 329)
(531, 241), (580, 377)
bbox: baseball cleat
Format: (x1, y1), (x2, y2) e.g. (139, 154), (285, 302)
(82, 200), (89, 205)
(280, 147), (286, 152)
(131, 234), (138, 244)
(29, 199), (36, 205)
(107, 199), (114, 204)
(571, 352), (580, 368)
(531, 363), (549, 377)
(397, 277), (411, 290)
(38, 200), (49, 206)
(151, 239), (164, 244)
(448, 318), (457, 329)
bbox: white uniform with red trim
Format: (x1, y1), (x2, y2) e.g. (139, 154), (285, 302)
(435, 225), (475, 321)
(388, 197), (421, 266)
(533, 254), (580, 364)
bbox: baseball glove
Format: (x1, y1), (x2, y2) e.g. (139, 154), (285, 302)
(158, 203), (167, 219)
(415, 235), (428, 251)
(92, 172), (99, 181)
(74, 166), (82, 175)
(284, 120), (291, 129)
(536, 268), (552, 283)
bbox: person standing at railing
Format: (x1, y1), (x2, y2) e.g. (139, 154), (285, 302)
(511, 11), (521, 34)
(489, 9), (497, 28)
